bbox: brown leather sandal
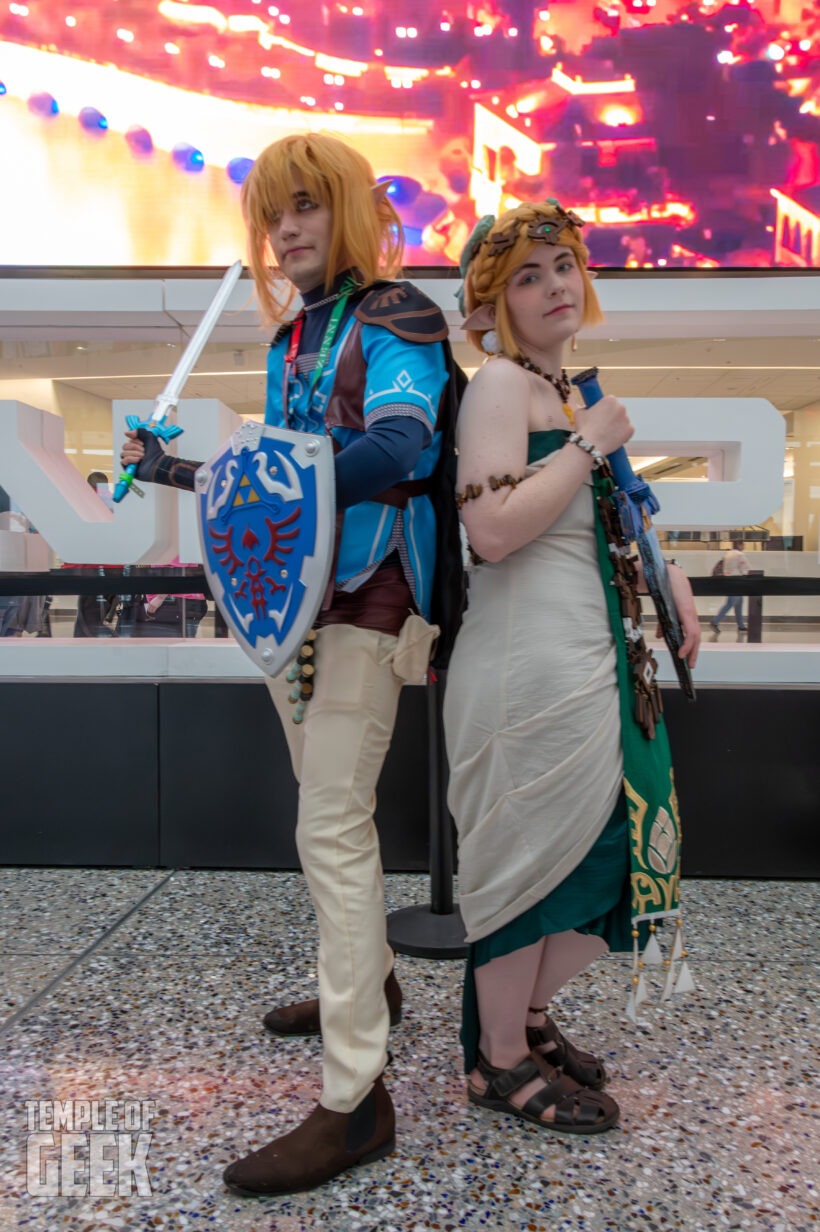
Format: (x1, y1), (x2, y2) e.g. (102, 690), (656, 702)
(526, 1013), (607, 1090)
(468, 1049), (619, 1135)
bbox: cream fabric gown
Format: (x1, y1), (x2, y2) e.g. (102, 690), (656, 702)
(443, 451), (624, 943)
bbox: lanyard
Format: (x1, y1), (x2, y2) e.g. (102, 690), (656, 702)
(281, 276), (357, 426)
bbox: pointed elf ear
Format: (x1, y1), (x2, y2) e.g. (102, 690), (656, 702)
(372, 179), (395, 205)
(462, 302), (496, 331)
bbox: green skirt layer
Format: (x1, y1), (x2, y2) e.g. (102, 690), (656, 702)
(461, 791), (640, 1073)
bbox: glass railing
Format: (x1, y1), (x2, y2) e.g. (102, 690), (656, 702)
(0, 568), (222, 640)
(2, 569), (820, 646)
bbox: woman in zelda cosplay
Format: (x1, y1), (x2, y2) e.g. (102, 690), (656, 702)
(121, 132), (463, 1192)
(443, 201), (701, 1133)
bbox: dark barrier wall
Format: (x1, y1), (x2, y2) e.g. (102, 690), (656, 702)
(0, 680), (817, 877)
(157, 681), (429, 870)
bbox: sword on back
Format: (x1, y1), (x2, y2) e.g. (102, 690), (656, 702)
(571, 366), (696, 702)
(113, 260), (244, 503)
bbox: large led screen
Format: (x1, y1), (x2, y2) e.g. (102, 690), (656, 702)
(1, 0), (818, 269)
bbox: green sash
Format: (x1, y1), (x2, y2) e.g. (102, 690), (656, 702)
(529, 432), (691, 1010)
(591, 467), (681, 926)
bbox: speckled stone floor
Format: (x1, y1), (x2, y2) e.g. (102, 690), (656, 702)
(0, 870), (816, 1232)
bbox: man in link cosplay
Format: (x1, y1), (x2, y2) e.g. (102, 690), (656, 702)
(121, 132), (463, 1194)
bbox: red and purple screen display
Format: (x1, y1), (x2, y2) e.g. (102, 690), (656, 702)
(1, 0), (818, 269)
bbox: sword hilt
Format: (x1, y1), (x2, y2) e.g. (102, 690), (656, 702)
(570, 366), (660, 516)
(113, 260), (241, 505)
(113, 414), (185, 503)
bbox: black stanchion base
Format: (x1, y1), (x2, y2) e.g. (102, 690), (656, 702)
(387, 904), (468, 959)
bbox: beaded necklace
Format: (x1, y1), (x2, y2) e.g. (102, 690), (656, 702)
(302, 285), (351, 313)
(514, 356), (575, 425)
(302, 271), (361, 313)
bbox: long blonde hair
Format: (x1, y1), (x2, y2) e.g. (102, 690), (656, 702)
(463, 201), (603, 356)
(241, 132), (404, 325)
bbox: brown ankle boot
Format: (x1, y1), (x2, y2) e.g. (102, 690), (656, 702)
(263, 969), (403, 1036)
(222, 1076), (395, 1196)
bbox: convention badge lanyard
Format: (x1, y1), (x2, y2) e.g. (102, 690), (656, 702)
(281, 276), (357, 427)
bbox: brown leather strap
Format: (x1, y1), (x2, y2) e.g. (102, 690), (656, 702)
(371, 477), (433, 509)
(318, 564), (414, 636)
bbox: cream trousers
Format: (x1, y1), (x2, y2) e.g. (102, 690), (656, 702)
(266, 618), (434, 1112)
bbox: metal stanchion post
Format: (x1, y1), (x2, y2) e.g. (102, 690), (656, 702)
(747, 570), (764, 642)
(387, 670), (468, 959)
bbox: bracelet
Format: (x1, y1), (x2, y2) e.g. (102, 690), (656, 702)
(567, 432), (605, 470)
(455, 473), (525, 509)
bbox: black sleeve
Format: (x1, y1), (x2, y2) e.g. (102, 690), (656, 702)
(133, 427), (201, 492)
(149, 455), (201, 492)
(334, 416), (431, 509)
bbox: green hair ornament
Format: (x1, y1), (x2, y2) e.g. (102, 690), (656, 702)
(455, 202), (586, 316)
(455, 214), (495, 316)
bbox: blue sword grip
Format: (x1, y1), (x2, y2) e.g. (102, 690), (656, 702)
(112, 415), (185, 503)
(570, 367), (659, 515)
(112, 463), (138, 504)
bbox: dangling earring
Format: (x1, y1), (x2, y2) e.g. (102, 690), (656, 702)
(571, 335), (578, 353)
(482, 329), (501, 355)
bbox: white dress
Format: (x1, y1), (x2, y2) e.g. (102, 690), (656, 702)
(443, 448), (624, 943)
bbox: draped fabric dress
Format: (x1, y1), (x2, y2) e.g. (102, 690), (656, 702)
(443, 431), (636, 1069)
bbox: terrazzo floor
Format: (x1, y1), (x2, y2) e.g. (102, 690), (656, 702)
(0, 870), (816, 1232)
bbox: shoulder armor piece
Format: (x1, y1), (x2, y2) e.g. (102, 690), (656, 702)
(354, 281), (448, 344)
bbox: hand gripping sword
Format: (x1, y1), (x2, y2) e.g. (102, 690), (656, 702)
(113, 260), (244, 503)
(571, 366), (696, 701)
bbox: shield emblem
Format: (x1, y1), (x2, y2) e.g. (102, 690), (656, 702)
(196, 421), (335, 676)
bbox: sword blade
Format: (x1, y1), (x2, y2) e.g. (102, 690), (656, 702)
(635, 519), (696, 700)
(635, 523), (683, 641)
(150, 260), (244, 423)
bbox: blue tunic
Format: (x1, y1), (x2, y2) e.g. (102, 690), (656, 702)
(265, 286), (447, 619)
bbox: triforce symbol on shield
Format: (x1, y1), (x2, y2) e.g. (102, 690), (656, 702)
(197, 423), (336, 677)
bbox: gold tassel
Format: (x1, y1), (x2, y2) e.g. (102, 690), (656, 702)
(626, 926), (640, 1019)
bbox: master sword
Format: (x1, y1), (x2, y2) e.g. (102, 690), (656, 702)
(572, 366), (696, 701)
(112, 260), (244, 503)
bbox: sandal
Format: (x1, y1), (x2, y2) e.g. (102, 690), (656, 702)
(526, 1014), (607, 1090)
(468, 1049), (619, 1135)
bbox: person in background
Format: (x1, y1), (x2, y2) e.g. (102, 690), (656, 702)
(710, 540), (750, 641)
(127, 557), (208, 638)
(71, 471), (119, 637)
(0, 486), (47, 636)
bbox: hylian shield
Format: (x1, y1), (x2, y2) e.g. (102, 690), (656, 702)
(196, 421), (335, 676)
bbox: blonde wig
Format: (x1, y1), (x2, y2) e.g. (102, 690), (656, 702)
(241, 132), (404, 325)
(462, 201), (603, 357)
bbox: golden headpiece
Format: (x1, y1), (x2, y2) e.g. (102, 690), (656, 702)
(457, 199), (603, 356)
